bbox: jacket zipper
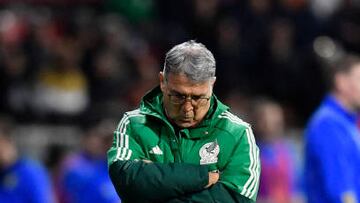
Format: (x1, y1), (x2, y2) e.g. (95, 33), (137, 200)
(146, 112), (183, 163)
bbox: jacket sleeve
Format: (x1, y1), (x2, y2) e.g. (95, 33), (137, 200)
(107, 113), (209, 202)
(220, 126), (261, 202)
(166, 182), (255, 203)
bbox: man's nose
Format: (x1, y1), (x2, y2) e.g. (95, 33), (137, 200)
(182, 100), (194, 112)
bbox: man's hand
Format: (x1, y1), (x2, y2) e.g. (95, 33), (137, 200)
(205, 171), (219, 188)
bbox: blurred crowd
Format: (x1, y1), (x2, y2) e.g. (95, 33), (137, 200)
(0, 0), (359, 202)
(0, 0), (359, 125)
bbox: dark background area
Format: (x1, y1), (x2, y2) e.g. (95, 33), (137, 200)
(0, 0), (359, 133)
(0, 1), (359, 202)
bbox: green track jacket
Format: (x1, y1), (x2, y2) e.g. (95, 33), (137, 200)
(107, 86), (260, 203)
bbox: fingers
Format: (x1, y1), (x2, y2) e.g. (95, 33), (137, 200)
(204, 171), (220, 188)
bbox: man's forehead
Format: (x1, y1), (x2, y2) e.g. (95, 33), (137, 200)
(166, 75), (211, 94)
(167, 85), (210, 95)
(166, 73), (211, 84)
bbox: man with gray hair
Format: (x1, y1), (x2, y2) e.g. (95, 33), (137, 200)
(108, 40), (260, 203)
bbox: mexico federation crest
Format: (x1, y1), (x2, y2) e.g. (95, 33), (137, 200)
(199, 140), (220, 165)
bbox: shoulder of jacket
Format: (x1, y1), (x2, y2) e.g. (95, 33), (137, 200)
(308, 106), (342, 130)
(215, 110), (252, 135)
(117, 109), (147, 126)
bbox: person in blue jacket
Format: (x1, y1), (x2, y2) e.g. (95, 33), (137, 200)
(0, 116), (55, 203)
(57, 118), (120, 203)
(304, 54), (360, 203)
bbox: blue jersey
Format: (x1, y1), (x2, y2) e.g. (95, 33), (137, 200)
(0, 158), (54, 203)
(304, 95), (360, 203)
(59, 153), (120, 203)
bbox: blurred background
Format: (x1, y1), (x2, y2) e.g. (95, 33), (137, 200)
(0, 0), (359, 202)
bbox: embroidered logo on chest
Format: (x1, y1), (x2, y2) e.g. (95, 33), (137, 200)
(199, 140), (220, 165)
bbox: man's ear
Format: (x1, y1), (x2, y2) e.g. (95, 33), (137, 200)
(209, 77), (216, 91)
(211, 77), (216, 87)
(159, 72), (165, 92)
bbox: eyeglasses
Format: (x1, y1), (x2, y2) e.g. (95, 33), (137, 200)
(167, 94), (211, 106)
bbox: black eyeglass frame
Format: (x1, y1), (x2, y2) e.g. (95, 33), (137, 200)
(167, 93), (211, 106)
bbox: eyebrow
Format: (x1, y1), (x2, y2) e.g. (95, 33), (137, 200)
(168, 89), (206, 97)
(168, 89), (185, 95)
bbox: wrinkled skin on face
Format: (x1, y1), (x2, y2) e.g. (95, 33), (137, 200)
(159, 72), (215, 128)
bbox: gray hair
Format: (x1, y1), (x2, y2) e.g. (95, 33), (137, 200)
(163, 40), (216, 83)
